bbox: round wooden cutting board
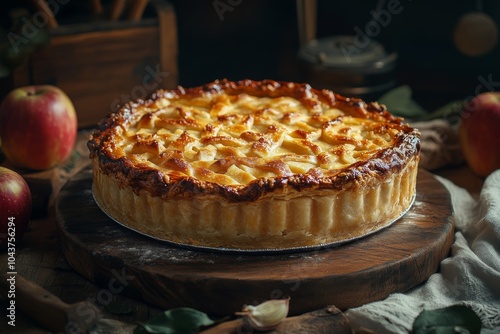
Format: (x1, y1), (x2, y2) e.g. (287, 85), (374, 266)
(56, 167), (454, 316)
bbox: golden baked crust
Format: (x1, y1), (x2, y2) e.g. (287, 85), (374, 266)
(88, 79), (420, 250)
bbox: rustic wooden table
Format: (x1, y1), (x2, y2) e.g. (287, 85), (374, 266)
(0, 161), (484, 333)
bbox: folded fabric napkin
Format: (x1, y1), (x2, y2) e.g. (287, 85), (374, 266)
(346, 170), (500, 333)
(379, 84), (465, 171)
(410, 119), (464, 171)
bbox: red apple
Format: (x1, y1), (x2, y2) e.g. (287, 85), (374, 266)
(0, 85), (77, 170)
(0, 167), (32, 248)
(459, 92), (500, 177)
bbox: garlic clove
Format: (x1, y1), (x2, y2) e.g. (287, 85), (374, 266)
(237, 298), (290, 331)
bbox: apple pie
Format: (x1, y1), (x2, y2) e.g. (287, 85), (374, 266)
(88, 79), (420, 251)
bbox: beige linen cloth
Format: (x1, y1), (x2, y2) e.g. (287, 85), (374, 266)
(346, 121), (500, 333)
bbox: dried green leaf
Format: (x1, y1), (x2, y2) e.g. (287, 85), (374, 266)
(378, 85), (427, 118)
(413, 305), (481, 334)
(134, 307), (214, 334)
(0, 14), (50, 77)
(419, 100), (464, 122)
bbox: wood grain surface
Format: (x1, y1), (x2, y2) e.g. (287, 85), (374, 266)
(55, 167), (454, 316)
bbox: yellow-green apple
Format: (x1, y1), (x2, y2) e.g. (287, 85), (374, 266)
(0, 167), (32, 248)
(459, 92), (500, 177)
(0, 85), (77, 170)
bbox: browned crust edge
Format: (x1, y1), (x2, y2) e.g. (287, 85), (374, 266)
(88, 79), (421, 203)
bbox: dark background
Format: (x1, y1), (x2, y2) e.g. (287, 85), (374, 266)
(2, 0), (500, 109)
(168, 0), (500, 108)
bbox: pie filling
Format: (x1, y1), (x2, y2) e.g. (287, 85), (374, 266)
(88, 79), (420, 250)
